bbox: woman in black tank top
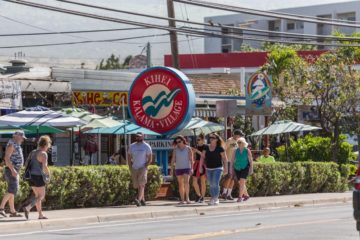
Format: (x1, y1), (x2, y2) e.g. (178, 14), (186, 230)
(191, 133), (207, 203)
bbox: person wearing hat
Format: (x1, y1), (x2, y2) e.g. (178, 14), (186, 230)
(221, 129), (244, 201)
(231, 137), (253, 203)
(128, 132), (152, 207)
(0, 130), (26, 218)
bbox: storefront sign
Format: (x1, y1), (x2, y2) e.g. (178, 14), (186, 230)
(51, 145), (57, 163)
(146, 139), (173, 150)
(246, 73), (272, 116)
(129, 67), (195, 135)
(72, 91), (128, 107)
(0, 80), (22, 110)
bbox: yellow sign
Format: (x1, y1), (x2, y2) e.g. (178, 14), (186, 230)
(72, 91), (128, 107)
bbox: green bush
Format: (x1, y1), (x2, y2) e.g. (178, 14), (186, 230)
(0, 165), (162, 210)
(171, 162), (352, 199)
(276, 134), (355, 164)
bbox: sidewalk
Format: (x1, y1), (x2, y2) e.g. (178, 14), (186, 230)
(0, 192), (352, 233)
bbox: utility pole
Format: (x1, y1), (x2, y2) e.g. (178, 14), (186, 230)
(146, 42), (151, 68)
(167, 0), (180, 69)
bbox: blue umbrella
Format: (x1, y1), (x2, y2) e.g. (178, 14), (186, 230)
(84, 121), (160, 135)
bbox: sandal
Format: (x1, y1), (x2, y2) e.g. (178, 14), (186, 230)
(9, 212), (23, 218)
(23, 207), (29, 220)
(0, 209), (7, 217)
(38, 216), (48, 220)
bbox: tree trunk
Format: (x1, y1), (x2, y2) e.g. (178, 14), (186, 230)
(332, 123), (340, 163)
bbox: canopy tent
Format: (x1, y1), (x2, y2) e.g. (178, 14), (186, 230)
(85, 121), (160, 135)
(251, 120), (321, 136)
(60, 108), (120, 129)
(174, 117), (224, 137)
(0, 106), (85, 127)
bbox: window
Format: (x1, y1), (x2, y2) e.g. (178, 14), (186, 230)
(287, 22), (295, 30)
(337, 12), (356, 21)
(221, 24), (235, 53)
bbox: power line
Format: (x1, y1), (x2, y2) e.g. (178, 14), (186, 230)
(0, 33), (169, 49)
(0, 27), (148, 37)
(4, 0), (360, 48)
(175, 0), (360, 28)
(51, 0), (360, 43)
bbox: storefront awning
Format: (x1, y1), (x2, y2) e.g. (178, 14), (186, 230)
(20, 80), (71, 93)
(193, 108), (217, 118)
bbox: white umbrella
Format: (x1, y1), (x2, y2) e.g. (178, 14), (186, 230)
(174, 117), (224, 137)
(0, 106), (85, 127)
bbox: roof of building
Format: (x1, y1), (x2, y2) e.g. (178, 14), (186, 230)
(0, 67), (52, 81)
(188, 73), (241, 95)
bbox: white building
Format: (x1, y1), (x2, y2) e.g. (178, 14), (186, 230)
(204, 1), (360, 53)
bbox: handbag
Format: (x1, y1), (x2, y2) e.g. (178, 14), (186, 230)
(42, 172), (51, 184)
(23, 150), (36, 182)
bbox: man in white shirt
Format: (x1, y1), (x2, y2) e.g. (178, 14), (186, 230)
(128, 132), (152, 207)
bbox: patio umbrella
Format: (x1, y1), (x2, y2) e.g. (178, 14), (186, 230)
(60, 108), (120, 129)
(0, 126), (32, 135)
(174, 117), (225, 137)
(251, 120), (321, 136)
(250, 120), (321, 161)
(0, 106), (85, 127)
(84, 121), (160, 135)
(21, 125), (65, 134)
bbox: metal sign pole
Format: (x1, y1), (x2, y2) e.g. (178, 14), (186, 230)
(122, 97), (128, 165)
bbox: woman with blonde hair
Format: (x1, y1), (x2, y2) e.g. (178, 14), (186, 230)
(23, 135), (51, 220)
(231, 137), (253, 202)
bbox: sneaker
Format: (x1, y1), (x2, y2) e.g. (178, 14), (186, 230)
(9, 212), (23, 217)
(195, 195), (201, 203)
(140, 200), (146, 206)
(208, 198), (215, 206)
(242, 195), (250, 201)
(226, 195), (234, 201)
(221, 193), (227, 200)
(237, 197), (243, 203)
(134, 199), (141, 207)
(198, 197), (204, 203)
(0, 209), (7, 218)
(214, 198), (220, 205)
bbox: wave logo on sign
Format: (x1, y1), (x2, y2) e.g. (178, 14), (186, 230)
(142, 88), (181, 118)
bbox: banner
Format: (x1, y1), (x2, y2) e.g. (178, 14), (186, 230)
(245, 73), (272, 116)
(0, 80), (22, 110)
(72, 91), (128, 107)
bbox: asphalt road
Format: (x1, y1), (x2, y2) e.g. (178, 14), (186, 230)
(0, 203), (357, 240)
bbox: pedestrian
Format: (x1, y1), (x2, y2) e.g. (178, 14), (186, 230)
(200, 133), (228, 206)
(108, 152), (120, 165)
(23, 135), (51, 220)
(191, 133), (207, 203)
(171, 135), (193, 204)
(221, 129), (244, 201)
(231, 137), (253, 203)
(0, 130), (26, 218)
(128, 132), (152, 207)
(257, 147), (275, 163)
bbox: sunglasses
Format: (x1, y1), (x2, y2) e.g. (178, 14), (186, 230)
(209, 137), (217, 140)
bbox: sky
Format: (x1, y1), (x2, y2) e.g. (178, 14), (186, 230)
(0, 0), (353, 67)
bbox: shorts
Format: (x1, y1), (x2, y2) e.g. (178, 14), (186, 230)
(223, 162), (236, 180)
(29, 175), (45, 187)
(234, 166), (250, 180)
(192, 161), (206, 177)
(175, 168), (191, 176)
(4, 167), (20, 195)
(131, 167), (148, 188)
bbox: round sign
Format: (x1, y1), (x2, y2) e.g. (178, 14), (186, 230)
(129, 67), (195, 135)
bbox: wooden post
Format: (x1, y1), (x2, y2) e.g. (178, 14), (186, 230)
(167, 0), (180, 69)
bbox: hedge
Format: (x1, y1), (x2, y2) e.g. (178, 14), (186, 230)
(171, 162), (356, 199)
(0, 165), (162, 210)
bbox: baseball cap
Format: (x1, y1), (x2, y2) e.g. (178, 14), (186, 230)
(135, 132), (143, 137)
(14, 130), (27, 139)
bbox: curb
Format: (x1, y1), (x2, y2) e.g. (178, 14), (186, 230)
(0, 196), (352, 233)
